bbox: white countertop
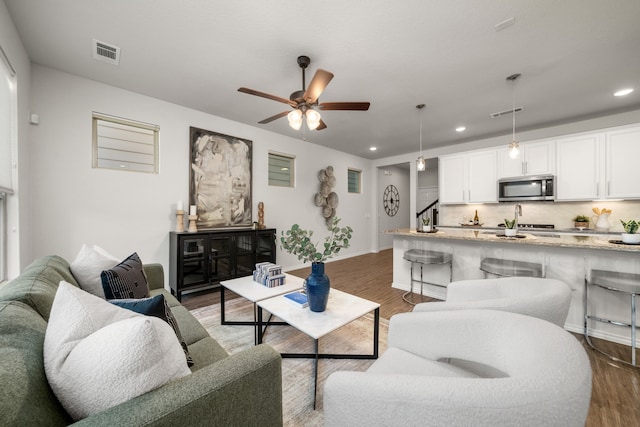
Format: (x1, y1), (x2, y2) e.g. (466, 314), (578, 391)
(390, 227), (640, 253)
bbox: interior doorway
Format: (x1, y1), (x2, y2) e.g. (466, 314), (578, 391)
(416, 158), (439, 225)
(377, 163), (410, 250)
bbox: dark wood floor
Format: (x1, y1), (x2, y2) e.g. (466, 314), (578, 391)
(181, 249), (640, 427)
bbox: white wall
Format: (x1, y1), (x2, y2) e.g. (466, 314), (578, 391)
(28, 65), (372, 281)
(0, 1), (31, 277)
(377, 165), (410, 249)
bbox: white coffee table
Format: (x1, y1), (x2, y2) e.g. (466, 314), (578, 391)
(257, 288), (380, 408)
(220, 274), (305, 344)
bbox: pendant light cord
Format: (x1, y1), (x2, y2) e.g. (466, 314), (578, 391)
(512, 78), (516, 142)
(416, 103), (425, 155)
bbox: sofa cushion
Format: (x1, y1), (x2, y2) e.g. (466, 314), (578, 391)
(0, 301), (71, 426)
(44, 281), (191, 420)
(70, 244), (119, 298)
(110, 294), (194, 367)
(0, 255), (78, 321)
(101, 252), (150, 299)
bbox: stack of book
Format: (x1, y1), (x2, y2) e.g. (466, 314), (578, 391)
(253, 262), (286, 287)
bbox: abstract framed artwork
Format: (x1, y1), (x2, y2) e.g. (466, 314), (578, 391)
(189, 127), (252, 228)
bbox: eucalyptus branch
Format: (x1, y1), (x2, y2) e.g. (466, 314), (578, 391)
(280, 217), (353, 264)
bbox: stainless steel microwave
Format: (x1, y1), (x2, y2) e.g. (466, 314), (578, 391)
(498, 175), (555, 202)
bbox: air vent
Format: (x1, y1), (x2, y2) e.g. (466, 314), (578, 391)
(92, 39), (120, 65)
(490, 107), (523, 119)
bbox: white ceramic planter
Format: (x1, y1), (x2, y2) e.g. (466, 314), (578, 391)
(621, 233), (640, 244)
(504, 228), (517, 237)
(422, 225), (432, 232)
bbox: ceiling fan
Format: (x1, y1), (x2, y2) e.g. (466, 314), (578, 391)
(238, 55), (370, 131)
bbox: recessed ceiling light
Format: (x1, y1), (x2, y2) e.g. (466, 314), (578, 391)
(614, 88), (633, 97)
(456, 126), (466, 132)
(370, 146), (377, 151)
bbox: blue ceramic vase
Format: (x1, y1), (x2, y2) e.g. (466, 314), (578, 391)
(305, 262), (330, 312)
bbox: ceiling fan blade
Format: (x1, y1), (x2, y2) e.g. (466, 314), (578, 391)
(318, 102), (370, 111)
(316, 119), (327, 131)
(238, 87), (296, 107)
(304, 69), (334, 104)
(258, 111), (290, 124)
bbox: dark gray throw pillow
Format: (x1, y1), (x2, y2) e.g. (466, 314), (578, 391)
(110, 294), (194, 367)
(101, 252), (150, 299)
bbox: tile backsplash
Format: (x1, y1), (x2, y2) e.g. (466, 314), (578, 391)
(441, 200), (640, 232)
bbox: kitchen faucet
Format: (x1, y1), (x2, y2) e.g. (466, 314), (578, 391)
(515, 204), (522, 228)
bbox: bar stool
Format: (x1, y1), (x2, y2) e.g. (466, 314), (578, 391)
(402, 249), (452, 305)
(480, 257), (544, 278)
(584, 269), (640, 367)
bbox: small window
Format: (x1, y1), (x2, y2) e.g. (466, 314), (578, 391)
(268, 152), (295, 187)
(348, 168), (362, 193)
(92, 112), (159, 173)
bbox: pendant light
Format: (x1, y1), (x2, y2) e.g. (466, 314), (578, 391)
(507, 73), (521, 159)
(416, 104), (426, 172)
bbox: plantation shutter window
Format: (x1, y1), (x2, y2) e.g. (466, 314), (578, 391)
(268, 152), (295, 187)
(348, 168), (361, 194)
(0, 46), (15, 196)
(92, 112), (159, 173)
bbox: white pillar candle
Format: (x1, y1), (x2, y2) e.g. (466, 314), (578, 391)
(190, 205), (197, 215)
(177, 201), (183, 211)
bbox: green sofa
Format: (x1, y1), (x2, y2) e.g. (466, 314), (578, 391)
(0, 255), (283, 426)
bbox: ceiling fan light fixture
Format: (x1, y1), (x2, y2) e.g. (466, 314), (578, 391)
(305, 109), (321, 130)
(287, 109), (303, 130)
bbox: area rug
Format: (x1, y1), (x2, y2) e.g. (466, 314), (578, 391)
(190, 297), (389, 426)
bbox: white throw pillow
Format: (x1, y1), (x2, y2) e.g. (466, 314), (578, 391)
(44, 281), (191, 420)
(69, 244), (119, 298)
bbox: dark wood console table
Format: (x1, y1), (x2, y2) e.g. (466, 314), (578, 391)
(169, 228), (276, 301)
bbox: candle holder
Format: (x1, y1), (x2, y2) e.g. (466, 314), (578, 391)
(188, 214), (198, 232)
(175, 210), (185, 232)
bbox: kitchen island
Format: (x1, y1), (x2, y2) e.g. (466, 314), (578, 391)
(391, 226), (640, 348)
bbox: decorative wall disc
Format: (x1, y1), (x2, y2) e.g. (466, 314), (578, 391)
(318, 169), (328, 182)
(327, 192), (339, 208)
(314, 192), (325, 207)
(325, 165), (334, 176)
(320, 182), (331, 196)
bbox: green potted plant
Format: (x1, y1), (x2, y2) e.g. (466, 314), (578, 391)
(572, 215), (590, 230)
(620, 219), (640, 244)
(421, 217), (431, 232)
(280, 217), (353, 311)
(504, 217), (517, 237)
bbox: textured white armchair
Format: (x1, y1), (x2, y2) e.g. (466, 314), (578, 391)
(324, 310), (592, 427)
(413, 277), (572, 327)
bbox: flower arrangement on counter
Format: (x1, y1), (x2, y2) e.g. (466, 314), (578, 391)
(592, 207), (612, 216)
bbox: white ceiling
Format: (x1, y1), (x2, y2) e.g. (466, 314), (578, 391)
(5, 0), (640, 159)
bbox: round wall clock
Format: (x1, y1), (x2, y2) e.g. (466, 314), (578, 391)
(383, 185), (400, 216)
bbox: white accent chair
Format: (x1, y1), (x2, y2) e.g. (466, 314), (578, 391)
(412, 277), (572, 327)
(324, 310), (592, 427)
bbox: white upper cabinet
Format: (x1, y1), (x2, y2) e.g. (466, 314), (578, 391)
(555, 133), (601, 200)
(498, 140), (555, 178)
(555, 125), (640, 201)
(439, 149), (498, 204)
(606, 126), (640, 199)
